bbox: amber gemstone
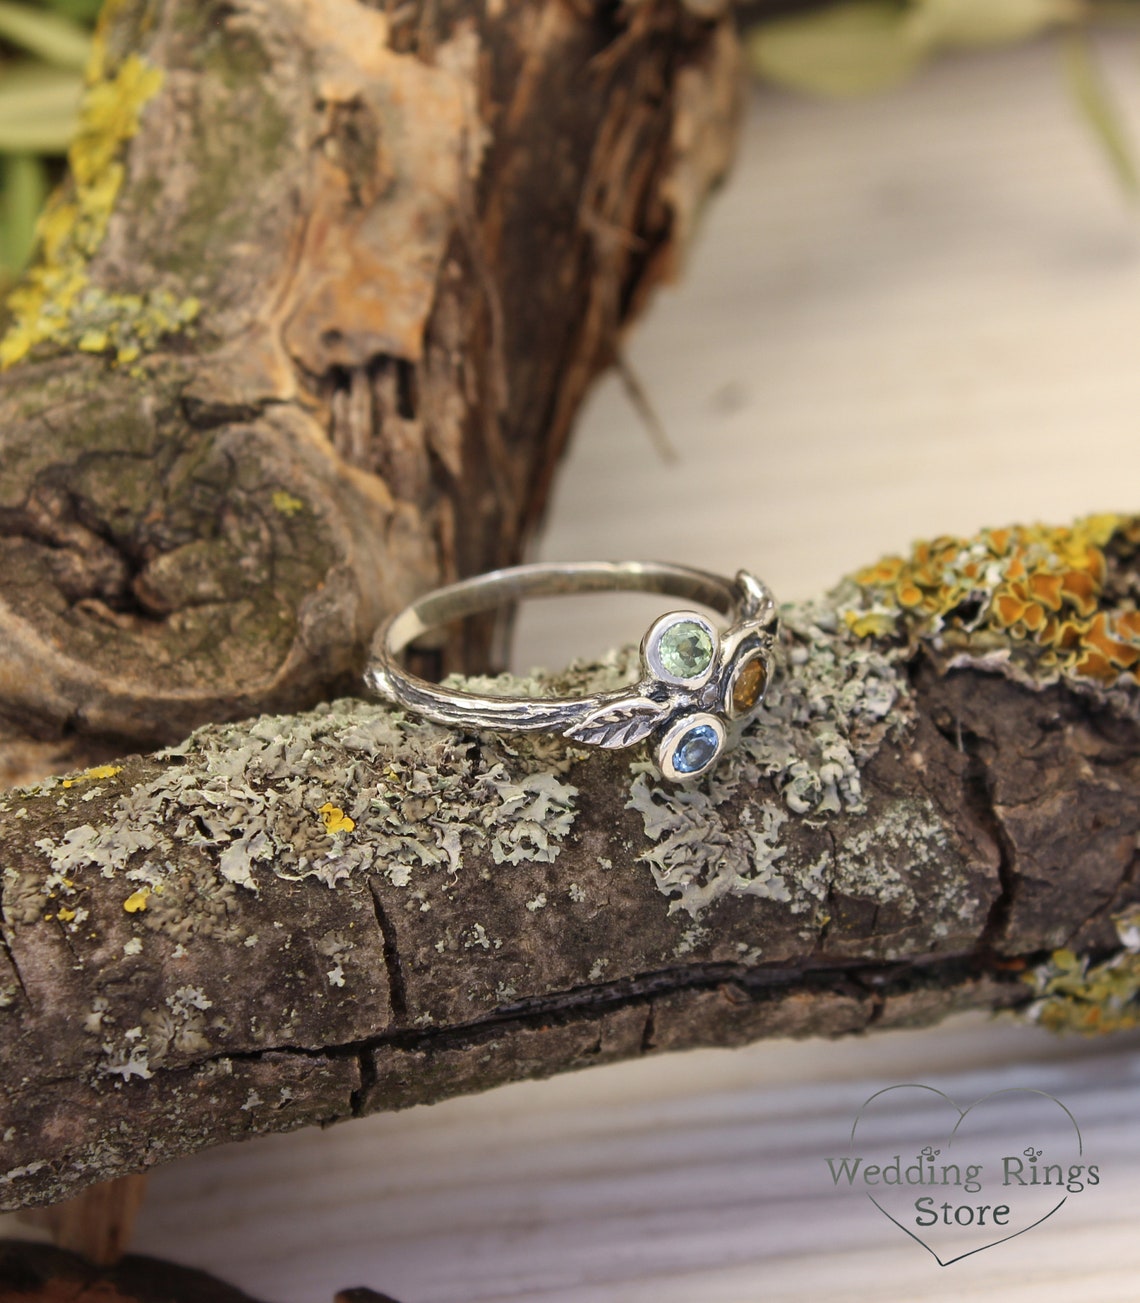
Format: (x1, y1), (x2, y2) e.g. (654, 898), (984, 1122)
(730, 656), (766, 714)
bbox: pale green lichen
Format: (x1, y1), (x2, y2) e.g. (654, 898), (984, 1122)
(0, 17), (199, 370)
(1022, 907), (1140, 1034)
(136, 985), (213, 1068)
(464, 627), (937, 927)
(2, 866), (51, 927)
(14, 603), (964, 951)
(100, 1025), (152, 1081)
(627, 594), (921, 919)
(0, 1161), (48, 1191)
(29, 697), (579, 928)
(833, 797), (948, 914)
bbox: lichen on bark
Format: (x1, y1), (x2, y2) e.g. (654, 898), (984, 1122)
(3, 510), (1138, 1210)
(0, 0), (743, 789)
(0, 8), (191, 369)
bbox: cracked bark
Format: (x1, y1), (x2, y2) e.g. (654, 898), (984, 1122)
(0, 0), (1136, 1242)
(0, 0), (741, 785)
(1, 589), (1139, 1212)
(0, 0), (740, 1252)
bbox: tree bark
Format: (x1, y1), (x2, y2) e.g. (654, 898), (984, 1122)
(0, 1238), (275, 1302)
(3, 0), (1139, 1231)
(0, 0), (741, 786)
(2, 514), (1139, 1212)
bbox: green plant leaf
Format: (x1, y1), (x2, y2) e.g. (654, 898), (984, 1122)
(0, 62), (81, 152)
(41, 0), (103, 22)
(907, 0), (1081, 51)
(0, 0), (91, 70)
(1063, 29), (1139, 198)
(0, 151), (47, 273)
(746, 1), (927, 98)
(0, 61), (83, 117)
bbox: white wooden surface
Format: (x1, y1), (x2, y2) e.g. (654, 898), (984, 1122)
(10, 32), (1140, 1303)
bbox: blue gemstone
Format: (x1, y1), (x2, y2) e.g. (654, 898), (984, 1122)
(673, 724), (719, 775)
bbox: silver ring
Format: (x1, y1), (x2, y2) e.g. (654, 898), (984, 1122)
(364, 561), (779, 782)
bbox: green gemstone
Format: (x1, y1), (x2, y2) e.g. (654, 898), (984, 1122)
(659, 621), (713, 678)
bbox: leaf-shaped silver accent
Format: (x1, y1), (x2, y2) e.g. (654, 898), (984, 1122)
(562, 696), (670, 749)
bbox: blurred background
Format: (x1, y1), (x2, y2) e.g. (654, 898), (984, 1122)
(6, 3), (1140, 1300)
(515, 10), (1140, 670)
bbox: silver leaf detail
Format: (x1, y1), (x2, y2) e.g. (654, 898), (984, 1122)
(563, 697), (669, 749)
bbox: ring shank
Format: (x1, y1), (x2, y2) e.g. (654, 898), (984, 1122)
(384, 561), (742, 655)
(367, 561), (775, 742)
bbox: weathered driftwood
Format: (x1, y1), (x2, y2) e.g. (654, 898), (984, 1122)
(0, 1238), (277, 1302)
(0, 0), (740, 787)
(3, 514), (1140, 1212)
(0, 1236), (403, 1303)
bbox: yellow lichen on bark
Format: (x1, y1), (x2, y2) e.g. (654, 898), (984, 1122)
(1024, 913), (1140, 1034)
(122, 886), (150, 913)
(0, 23), (198, 370)
(845, 513), (1140, 687)
(61, 763), (123, 788)
(318, 802), (355, 835)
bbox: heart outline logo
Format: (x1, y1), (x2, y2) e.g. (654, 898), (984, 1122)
(847, 1083), (1086, 1266)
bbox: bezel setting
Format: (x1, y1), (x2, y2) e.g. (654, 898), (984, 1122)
(723, 649), (771, 720)
(657, 712), (726, 782)
(642, 610), (719, 687)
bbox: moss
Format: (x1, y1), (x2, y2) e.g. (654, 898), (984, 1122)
(142, 17), (290, 282)
(0, 19), (198, 371)
(845, 513), (1140, 690)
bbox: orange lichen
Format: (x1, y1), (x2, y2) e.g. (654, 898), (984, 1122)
(1020, 602), (1046, 634)
(993, 591), (1026, 627)
(1085, 613), (1140, 668)
(846, 514), (1140, 688)
(1027, 572), (1064, 610)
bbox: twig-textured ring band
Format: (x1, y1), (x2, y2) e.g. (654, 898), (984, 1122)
(365, 561), (779, 782)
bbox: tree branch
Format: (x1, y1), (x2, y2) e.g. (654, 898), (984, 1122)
(3, 513), (1139, 1212)
(0, 0), (741, 785)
